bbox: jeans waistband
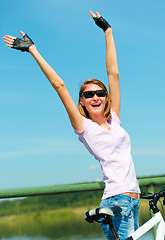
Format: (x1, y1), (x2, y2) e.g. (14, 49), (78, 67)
(122, 192), (140, 199)
(108, 194), (140, 203)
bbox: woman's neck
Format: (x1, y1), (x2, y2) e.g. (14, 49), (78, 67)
(90, 115), (110, 131)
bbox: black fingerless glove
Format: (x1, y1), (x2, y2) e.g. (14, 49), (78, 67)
(93, 16), (111, 32)
(12, 34), (34, 52)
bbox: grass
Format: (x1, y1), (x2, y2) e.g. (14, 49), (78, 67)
(0, 200), (164, 231)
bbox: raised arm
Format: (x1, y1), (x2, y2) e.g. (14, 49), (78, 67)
(3, 31), (84, 131)
(105, 27), (120, 118)
(90, 11), (120, 118)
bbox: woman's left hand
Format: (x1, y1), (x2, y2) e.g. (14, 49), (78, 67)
(89, 10), (100, 19)
(89, 10), (111, 32)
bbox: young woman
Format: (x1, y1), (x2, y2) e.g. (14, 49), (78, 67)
(3, 11), (140, 240)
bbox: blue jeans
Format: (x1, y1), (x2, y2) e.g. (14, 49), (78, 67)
(100, 194), (140, 240)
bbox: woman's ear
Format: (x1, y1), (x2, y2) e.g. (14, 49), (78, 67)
(80, 97), (85, 106)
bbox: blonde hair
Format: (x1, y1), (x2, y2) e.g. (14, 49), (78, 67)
(78, 79), (111, 120)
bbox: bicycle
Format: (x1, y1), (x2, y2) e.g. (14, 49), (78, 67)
(84, 189), (165, 240)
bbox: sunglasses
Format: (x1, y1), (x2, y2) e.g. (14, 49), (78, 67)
(81, 90), (107, 99)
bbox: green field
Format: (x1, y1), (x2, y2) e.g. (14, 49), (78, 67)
(0, 177), (164, 239)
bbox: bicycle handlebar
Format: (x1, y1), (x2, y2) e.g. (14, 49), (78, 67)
(140, 189), (165, 200)
(140, 189), (165, 213)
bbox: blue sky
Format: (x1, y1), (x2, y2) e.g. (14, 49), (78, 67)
(0, 0), (165, 190)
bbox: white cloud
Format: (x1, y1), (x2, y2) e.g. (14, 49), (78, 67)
(0, 137), (87, 159)
(132, 149), (165, 157)
(0, 150), (40, 158)
(88, 164), (99, 171)
(94, 178), (102, 182)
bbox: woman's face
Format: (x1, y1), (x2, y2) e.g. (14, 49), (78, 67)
(80, 84), (107, 119)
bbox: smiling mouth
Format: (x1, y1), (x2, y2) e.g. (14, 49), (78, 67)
(91, 103), (101, 107)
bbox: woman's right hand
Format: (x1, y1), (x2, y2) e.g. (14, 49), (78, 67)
(3, 30), (34, 52)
